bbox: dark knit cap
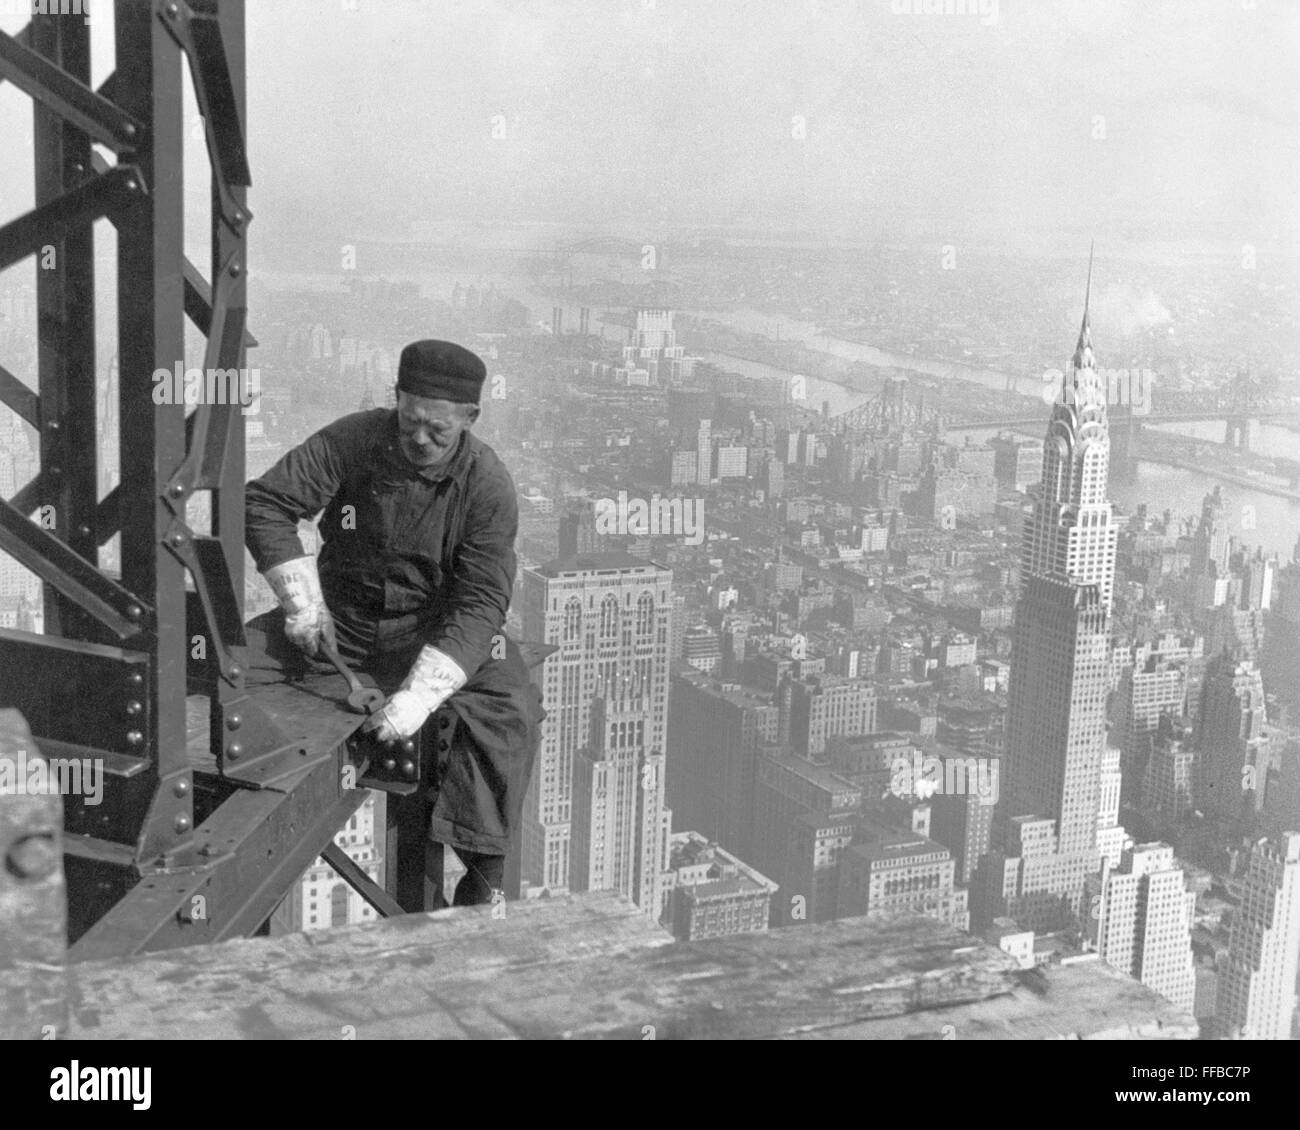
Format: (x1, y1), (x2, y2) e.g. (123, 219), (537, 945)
(396, 340), (486, 404)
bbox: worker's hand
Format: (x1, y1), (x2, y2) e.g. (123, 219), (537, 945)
(263, 555), (336, 658)
(361, 688), (428, 744)
(362, 645), (467, 745)
(285, 601), (336, 659)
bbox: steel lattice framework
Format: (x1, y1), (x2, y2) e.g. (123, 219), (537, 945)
(0, 1), (421, 958)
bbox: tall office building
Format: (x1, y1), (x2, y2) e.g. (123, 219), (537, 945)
(1094, 842), (1196, 1014)
(983, 263), (1116, 928)
(1004, 575), (1109, 857)
(1218, 832), (1300, 1039)
(696, 418), (712, 486)
(518, 553), (673, 903)
(621, 308), (693, 386)
(786, 675), (877, 760)
(1113, 652), (1188, 807)
(1196, 650), (1268, 823)
(572, 679), (670, 914)
(668, 664), (778, 863)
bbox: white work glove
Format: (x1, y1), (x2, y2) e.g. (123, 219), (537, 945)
(264, 555), (336, 658)
(363, 645), (467, 745)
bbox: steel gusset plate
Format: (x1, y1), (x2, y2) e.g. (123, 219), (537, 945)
(156, 0), (252, 232)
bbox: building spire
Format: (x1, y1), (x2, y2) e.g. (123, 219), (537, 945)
(1071, 241), (1095, 372)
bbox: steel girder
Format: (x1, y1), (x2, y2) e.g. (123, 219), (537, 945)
(0, 1), (386, 954)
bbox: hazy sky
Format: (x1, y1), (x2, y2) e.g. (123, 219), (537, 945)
(0, 0), (1296, 247)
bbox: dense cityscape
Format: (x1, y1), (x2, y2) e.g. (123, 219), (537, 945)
(1, 0), (1297, 1056)
(5, 224), (1297, 1037)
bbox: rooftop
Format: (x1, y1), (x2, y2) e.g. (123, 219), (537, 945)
(531, 552), (668, 577)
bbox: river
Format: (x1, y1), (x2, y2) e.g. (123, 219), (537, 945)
(257, 270), (1300, 559)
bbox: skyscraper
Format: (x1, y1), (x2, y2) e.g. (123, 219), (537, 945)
(1196, 650), (1268, 823)
(696, 418), (712, 486)
(572, 679), (670, 915)
(981, 257), (1118, 929)
(1094, 842), (1196, 1014)
(1004, 259), (1115, 847)
(1218, 832), (1300, 1039)
(518, 553), (673, 903)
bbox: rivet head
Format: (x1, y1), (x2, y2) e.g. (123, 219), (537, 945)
(76, 524), (91, 537)
(226, 742), (243, 761)
(5, 833), (58, 881)
(173, 815), (190, 833)
(126, 606), (143, 622)
(169, 482), (185, 498)
(169, 532), (185, 547)
(47, 420), (60, 432)
(172, 779), (190, 797)
(165, 2), (178, 16)
(126, 730), (143, 746)
(400, 739), (415, 754)
(382, 758), (396, 772)
(401, 760), (415, 778)
(228, 664), (242, 680)
(226, 713), (242, 730)
(229, 261), (242, 277)
(127, 670), (144, 685)
(125, 700), (143, 716)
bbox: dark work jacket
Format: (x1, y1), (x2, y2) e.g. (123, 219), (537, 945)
(245, 409), (544, 855)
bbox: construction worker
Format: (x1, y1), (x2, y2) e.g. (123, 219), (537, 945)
(245, 340), (543, 909)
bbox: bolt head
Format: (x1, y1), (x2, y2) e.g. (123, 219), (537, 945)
(5, 833), (58, 881)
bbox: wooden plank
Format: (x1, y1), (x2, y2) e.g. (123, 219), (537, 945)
(66, 890), (671, 1039)
(792, 960), (1199, 1041)
(56, 890), (1197, 1040)
(0, 708), (68, 1040)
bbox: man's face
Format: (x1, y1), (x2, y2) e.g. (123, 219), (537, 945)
(396, 391), (474, 467)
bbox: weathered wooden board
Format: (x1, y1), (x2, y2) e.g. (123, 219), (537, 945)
(788, 961), (1199, 1040)
(65, 892), (1032, 1040)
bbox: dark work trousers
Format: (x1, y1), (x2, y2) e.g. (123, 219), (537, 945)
(424, 838), (505, 909)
